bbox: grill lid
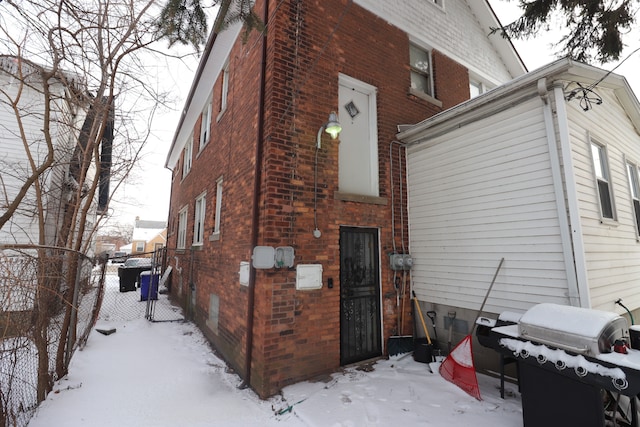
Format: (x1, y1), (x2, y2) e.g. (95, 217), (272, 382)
(518, 303), (628, 356)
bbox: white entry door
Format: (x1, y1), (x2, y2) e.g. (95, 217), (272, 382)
(338, 75), (378, 196)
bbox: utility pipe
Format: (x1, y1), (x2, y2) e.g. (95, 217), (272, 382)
(552, 83), (591, 308)
(537, 78), (581, 307)
(243, 0), (269, 390)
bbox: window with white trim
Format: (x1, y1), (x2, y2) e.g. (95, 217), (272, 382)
(199, 98), (212, 150)
(177, 206), (188, 249)
(469, 79), (492, 98)
(590, 140), (615, 220)
(409, 43), (433, 97)
(213, 177), (223, 235)
(182, 134), (193, 178)
(218, 61), (229, 119)
(135, 241), (144, 252)
(627, 162), (640, 234)
(193, 192), (206, 245)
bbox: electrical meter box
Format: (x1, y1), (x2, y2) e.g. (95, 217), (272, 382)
(389, 253), (413, 271)
(252, 246), (275, 269)
(239, 261), (250, 285)
(390, 253), (404, 271)
(296, 264), (323, 290)
(275, 246), (295, 268)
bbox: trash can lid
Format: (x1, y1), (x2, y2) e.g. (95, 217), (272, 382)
(140, 271), (151, 276)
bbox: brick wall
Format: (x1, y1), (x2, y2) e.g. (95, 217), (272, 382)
(166, 0), (474, 398)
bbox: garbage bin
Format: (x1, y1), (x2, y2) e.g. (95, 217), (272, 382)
(140, 271), (159, 301)
(118, 258), (152, 292)
(118, 267), (139, 292)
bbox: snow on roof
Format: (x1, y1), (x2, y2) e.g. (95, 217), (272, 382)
(131, 227), (164, 242)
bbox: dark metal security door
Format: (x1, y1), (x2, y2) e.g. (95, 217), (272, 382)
(340, 227), (381, 365)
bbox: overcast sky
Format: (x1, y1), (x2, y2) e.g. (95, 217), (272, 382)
(106, 0), (640, 230)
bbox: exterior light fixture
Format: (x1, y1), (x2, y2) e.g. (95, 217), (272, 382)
(316, 111), (342, 149)
(313, 111), (342, 238)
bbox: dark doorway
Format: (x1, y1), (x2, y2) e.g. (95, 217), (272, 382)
(339, 227), (382, 365)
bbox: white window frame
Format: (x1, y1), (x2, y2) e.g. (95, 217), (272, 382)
(199, 97), (212, 150)
(469, 74), (492, 99)
(193, 192), (206, 246)
(409, 42), (434, 98)
(135, 241), (145, 252)
(177, 206), (188, 250)
(217, 60), (229, 121)
(213, 177), (223, 236)
(627, 161), (640, 236)
(590, 138), (616, 220)
(182, 133), (193, 178)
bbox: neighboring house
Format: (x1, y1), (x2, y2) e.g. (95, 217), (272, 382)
(398, 58), (640, 365)
(164, 0), (525, 397)
(130, 218), (166, 256)
(0, 56), (112, 250)
(0, 56), (112, 345)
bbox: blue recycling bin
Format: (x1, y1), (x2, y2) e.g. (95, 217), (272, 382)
(140, 271), (159, 301)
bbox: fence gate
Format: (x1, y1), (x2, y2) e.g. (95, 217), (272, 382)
(339, 227), (382, 365)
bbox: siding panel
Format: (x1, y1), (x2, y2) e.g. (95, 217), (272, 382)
(566, 86), (640, 313)
(407, 97), (570, 314)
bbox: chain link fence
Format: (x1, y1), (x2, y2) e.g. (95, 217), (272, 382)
(0, 246), (104, 427)
(99, 250), (183, 324)
(0, 246), (183, 427)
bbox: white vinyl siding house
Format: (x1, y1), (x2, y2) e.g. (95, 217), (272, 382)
(563, 86), (640, 312)
(0, 59), (88, 247)
(406, 97), (571, 314)
(399, 58), (640, 321)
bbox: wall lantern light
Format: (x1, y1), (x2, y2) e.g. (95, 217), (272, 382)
(313, 111), (342, 238)
(316, 111), (342, 149)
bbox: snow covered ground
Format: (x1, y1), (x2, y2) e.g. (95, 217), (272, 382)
(28, 273), (523, 426)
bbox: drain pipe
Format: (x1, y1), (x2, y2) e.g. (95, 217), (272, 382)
(242, 0), (269, 390)
(537, 78), (580, 307)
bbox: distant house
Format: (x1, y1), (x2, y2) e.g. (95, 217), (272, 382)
(398, 58), (640, 356)
(130, 218), (166, 256)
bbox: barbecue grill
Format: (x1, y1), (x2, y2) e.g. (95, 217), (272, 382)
(477, 303), (640, 427)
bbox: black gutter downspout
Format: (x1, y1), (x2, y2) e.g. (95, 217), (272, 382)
(242, 0), (269, 390)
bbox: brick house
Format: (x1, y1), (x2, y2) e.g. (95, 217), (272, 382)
(164, 0), (525, 398)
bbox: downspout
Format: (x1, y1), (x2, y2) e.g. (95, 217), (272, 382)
(552, 82), (591, 308)
(537, 78), (580, 307)
(243, 0), (269, 389)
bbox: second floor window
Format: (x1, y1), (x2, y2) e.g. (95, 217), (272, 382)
(177, 207), (188, 249)
(628, 162), (640, 234)
(194, 193), (206, 245)
(199, 98), (212, 150)
(214, 177), (223, 235)
(218, 61), (229, 119)
(591, 141), (615, 220)
(183, 134), (193, 178)
(410, 43), (433, 97)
